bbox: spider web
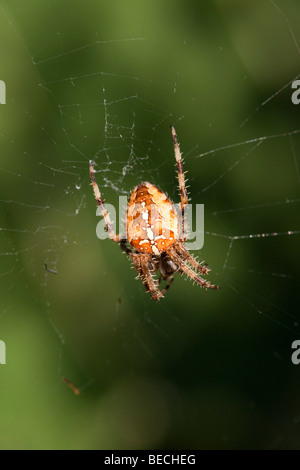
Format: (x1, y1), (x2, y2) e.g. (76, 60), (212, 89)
(0, 0), (300, 450)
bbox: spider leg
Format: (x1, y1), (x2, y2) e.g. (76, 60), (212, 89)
(139, 255), (164, 301)
(120, 247), (163, 299)
(158, 253), (177, 295)
(167, 246), (219, 290)
(174, 241), (211, 275)
(131, 253), (143, 279)
(171, 126), (188, 241)
(120, 239), (135, 257)
(89, 161), (121, 243)
(159, 274), (174, 296)
(131, 253), (152, 295)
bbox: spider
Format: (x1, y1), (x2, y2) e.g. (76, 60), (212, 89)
(89, 126), (219, 300)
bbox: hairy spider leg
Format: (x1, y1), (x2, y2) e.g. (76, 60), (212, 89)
(167, 246), (219, 290)
(139, 254), (164, 300)
(89, 161), (121, 243)
(171, 126), (188, 241)
(174, 242), (211, 275)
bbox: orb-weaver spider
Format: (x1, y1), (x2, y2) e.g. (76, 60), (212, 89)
(90, 126), (219, 300)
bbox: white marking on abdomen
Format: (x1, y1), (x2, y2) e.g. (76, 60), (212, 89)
(154, 235), (166, 241)
(147, 227), (154, 240)
(152, 245), (160, 256)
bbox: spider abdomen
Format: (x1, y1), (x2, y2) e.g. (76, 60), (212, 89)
(127, 182), (180, 255)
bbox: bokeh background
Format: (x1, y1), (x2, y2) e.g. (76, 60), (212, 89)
(0, 0), (300, 449)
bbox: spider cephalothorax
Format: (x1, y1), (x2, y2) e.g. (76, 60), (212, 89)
(90, 126), (219, 300)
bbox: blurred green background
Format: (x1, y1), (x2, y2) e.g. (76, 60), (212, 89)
(0, 0), (300, 449)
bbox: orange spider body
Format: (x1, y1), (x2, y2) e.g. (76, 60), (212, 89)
(127, 182), (179, 256)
